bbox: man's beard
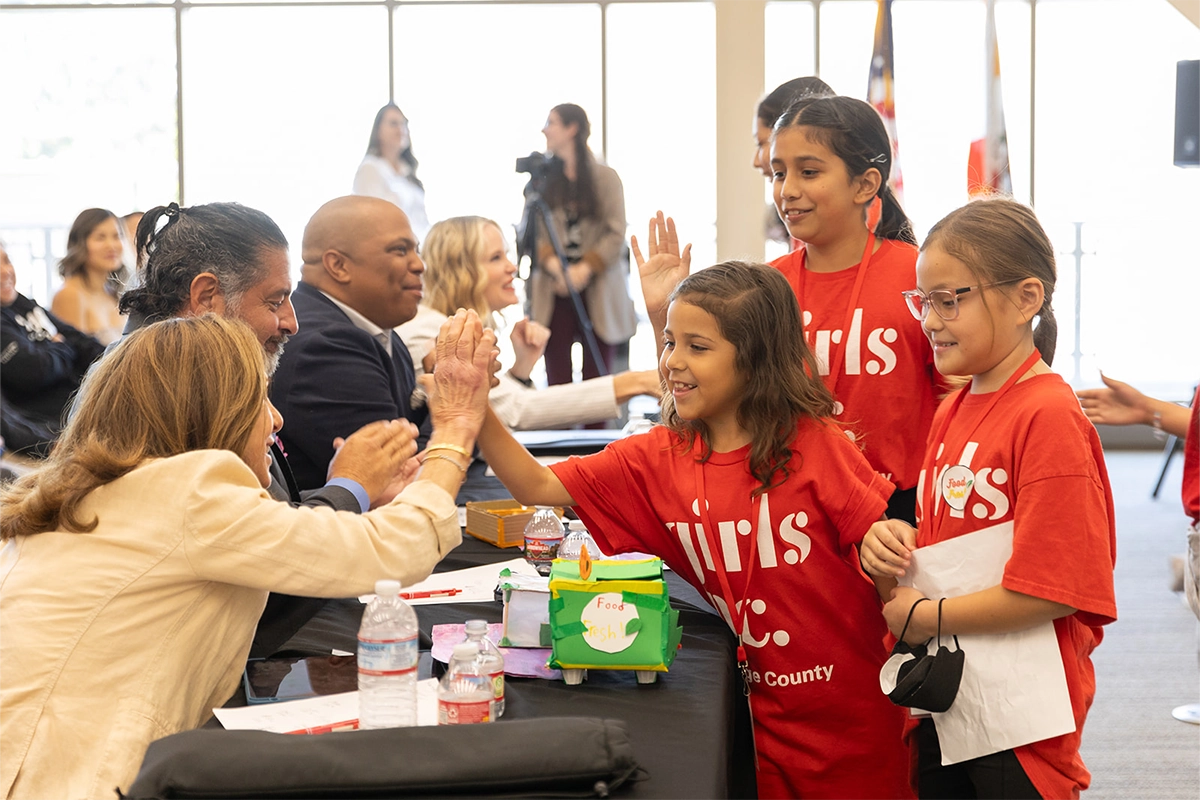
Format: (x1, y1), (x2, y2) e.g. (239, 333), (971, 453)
(264, 336), (288, 376)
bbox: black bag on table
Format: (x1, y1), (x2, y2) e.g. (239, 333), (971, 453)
(122, 716), (643, 799)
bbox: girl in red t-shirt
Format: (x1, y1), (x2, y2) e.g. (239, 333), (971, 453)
(861, 198), (1117, 799)
(469, 261), (913, 799)
(768, 95), (941, 525)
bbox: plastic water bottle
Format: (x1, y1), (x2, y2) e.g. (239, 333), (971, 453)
(437, 642), (495, 725)
(559, 519), (604, 561)
(357, 579), (419, 729)
(463, 619), (505, 717)
(523, 507), (564, 576)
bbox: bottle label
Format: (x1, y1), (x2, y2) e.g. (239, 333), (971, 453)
(438, 698), (492, 724)
(489, 670), (505, 701)
(358, 634), (418, 676)
(523, 535), (562, 562)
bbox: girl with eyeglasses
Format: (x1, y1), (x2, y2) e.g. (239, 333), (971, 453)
(860, 198), (1117, 800)
(768, 95), (944, 525)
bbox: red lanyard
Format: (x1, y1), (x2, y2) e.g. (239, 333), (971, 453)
(692, 439), (760, 693)
(794, 233), (876, 395)
(921, 348), (1042, 540)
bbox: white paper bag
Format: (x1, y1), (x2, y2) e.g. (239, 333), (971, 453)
(901, 521), (1075, 765)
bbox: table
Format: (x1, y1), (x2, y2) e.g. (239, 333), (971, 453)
(221, 537), (756, 798)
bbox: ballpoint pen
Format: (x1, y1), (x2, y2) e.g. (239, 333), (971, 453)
(398, 588), (462, 600)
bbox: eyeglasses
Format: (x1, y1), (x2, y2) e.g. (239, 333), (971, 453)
(900, 281), (1019, 321)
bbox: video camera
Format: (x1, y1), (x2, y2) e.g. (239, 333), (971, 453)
(515, 151), (564, 183)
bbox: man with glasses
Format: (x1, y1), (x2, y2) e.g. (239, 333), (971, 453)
(120, 201), (414, 656)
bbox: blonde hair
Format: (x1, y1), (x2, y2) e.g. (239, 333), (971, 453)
(420, 216), (500, 326)
(1, 315), (268, 539)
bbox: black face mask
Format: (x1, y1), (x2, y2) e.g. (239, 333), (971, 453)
(879, 597), (964, 713)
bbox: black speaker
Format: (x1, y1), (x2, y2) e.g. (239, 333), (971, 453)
(1175, 60), (1199, 168)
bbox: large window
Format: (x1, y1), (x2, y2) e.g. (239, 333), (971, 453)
(2, 0), (1197, 392)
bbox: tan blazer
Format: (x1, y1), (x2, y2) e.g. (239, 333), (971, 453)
(0, 450), (460, 800)
(527, 158), (638, 346)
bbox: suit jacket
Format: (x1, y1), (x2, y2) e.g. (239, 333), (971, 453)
(271, 281), (426, 493)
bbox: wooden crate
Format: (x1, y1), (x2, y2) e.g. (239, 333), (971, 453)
(465, 501), (562, 548)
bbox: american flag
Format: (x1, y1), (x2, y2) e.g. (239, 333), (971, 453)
(867, 0), (904, 202)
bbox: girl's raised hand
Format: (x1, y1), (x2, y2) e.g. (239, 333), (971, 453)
(509, 318), (550, 378)
(631, 211), (692, 320)
(860, 519), (917, 577)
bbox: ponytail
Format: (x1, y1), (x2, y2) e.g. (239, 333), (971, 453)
(1034, 302), (1057, 366)
(774, 96), (917, 247)
(923, 198), (1060, 368)
(874, 184), (917, 246)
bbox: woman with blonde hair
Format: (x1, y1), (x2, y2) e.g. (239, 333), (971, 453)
(398, 215), (660, 430)
(51, 207), (129, 345)
(0, 311), (495, 800)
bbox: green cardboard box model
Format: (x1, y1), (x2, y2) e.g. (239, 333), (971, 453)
(547, 557), (683, 685)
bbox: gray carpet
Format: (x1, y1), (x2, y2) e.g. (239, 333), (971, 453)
(1079, 449), (1200, 798)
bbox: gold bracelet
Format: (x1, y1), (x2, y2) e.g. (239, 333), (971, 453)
(420, 452), (467, 474)
(425, 442), (472, 459)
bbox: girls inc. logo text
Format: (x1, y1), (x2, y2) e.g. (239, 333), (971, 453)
(664, 493), (812, 581)
(802, 308), (897, 377)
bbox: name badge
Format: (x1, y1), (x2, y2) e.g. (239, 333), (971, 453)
(940, 465), (975, 511)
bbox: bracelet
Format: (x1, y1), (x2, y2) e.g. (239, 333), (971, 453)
(508, 372), (534, 388)
(425, 442), (472, 459)
(1151, 409), (1166, 440)
(419, 452), (467, 474)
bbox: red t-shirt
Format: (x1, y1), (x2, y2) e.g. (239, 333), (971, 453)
(551, 422), (914, 800)
(1184, 388), (1199, 524)
(916, 374), (1117, 800)
(771, 239), (940, 491)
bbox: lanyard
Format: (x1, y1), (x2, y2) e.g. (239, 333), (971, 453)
(692, 438), (760, 694)
(794, 233), (876, 395)
(921, 348), (1042, 540)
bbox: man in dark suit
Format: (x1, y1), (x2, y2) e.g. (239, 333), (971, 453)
(119, 201), (413, 656)
(271, 196), (429, 492)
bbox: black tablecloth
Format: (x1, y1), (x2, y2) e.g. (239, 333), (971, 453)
(221, 538), (756, 798)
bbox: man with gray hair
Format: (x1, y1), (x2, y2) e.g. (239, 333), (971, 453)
(121, 200), (414, 655)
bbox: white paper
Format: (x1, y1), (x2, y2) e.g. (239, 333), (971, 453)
(214, 679), (440, 733)
(360, 558), (541, 605)
(900, 521), (1075, 765)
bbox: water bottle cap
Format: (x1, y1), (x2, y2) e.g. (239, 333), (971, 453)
(374, 579), (401, 597)
(452, 642), (480, 659)
(567, 520), (587, 531)
(464, 619), (487, 635)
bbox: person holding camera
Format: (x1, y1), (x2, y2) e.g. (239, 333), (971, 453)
(526, 104), (637, 387)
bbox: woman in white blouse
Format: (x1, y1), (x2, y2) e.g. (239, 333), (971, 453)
(398, 216), (661, 430)
(352, 103), (431, 241)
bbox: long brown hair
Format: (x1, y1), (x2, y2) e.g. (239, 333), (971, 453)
(365, 103), (423, 190)
(1, 315), (267, 539)
(543, 103), (597, 220)
(661, 261), (836, 497)
(922, 198), (1059, 365)
(57, 207), (129, 298)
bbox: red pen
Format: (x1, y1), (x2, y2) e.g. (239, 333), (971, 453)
(285, 719), (359, 735)
(399, 588), (461, 600)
